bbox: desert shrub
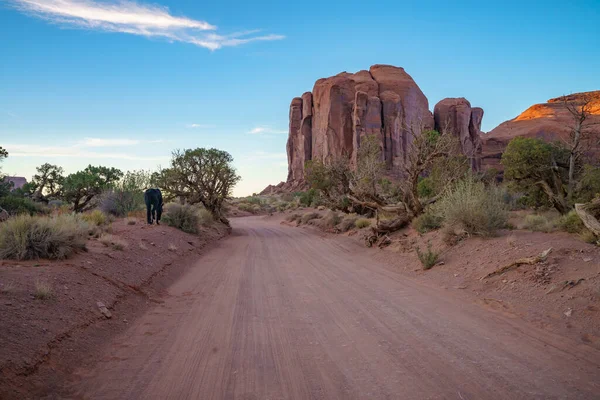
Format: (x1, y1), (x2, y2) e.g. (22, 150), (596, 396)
(277, 202), (290, 212)
(34, 280), (53, 300)
(557, 210), (585, 234)
(125, 217), (136, 225)
(81, 209), (108, 226)
(197, 207), (214, 226)
(435, 178), (508, 237)
(413, 209), (443, 234)
(242, 196), (263, 205)
(99, 189), (144, 217)
(298, 189), (317, 207)
(0, 214), (90, 260)
(338, 215), (358, 232)
(0, 195), (47, 216)
(579, 229), (598, 245)
(163, 203), (200, 234)
(238, 203), (255, 213)
(522, 214), (554, 232)
(286, 213), (301, 223)
(301, 212), (320, 224)
(417, 177), (435, 198)
(315, 210), (341, 230)
(415, 242), (439, 270)
(99, 234), (128, 250)
(355, 218), (371, 229)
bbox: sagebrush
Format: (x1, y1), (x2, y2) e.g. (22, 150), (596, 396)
(0, 214), (90, 260)
(435, 178), (508, 237)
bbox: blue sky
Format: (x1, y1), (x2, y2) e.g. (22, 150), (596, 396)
(1, 0), (599, 196)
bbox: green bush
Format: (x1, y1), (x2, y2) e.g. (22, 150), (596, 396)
(413, 209), (443, 234)
(557, 210), (585, 234)
(298, 189), (317, 207)
(417, 177), (435, 198)
(355, 218), (371, 229)
(163, 203), (200, 234)
(415, 242), (439, 270)
(0, 214), (90, 260)
(0, 195), (47, 216)
(435, 177), (508, 237)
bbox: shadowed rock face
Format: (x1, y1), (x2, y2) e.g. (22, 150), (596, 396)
(433, 98), (483, 171)
(285, 65), (438, 184)
(480, 91), (600, 171)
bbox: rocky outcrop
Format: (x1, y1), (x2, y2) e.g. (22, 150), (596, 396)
(433, 98), (484, 171)
(286, 65), (437, 184)
(480, 91), (600, 171)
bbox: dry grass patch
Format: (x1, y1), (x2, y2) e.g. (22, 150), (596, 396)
(301, 212), (321, 224)
(80, 210), (108, 226)
(138, 241), (148, 250)
(99, 234), (128, 251)
(0, 214), (90, 260)
(355, 218), (372, 229)
(125, 217), (137, 225)
(1, 281), (15, 293)
(34, 280), (53, 300)
(168, 243), (178, 252)
(415, 242), (439, 270)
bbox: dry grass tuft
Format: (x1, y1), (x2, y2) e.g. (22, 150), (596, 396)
(125, 217), (137, 225)
(34, 280), (53, 300)
(168, 243), (178, 252)
(99, 234), (128, 251)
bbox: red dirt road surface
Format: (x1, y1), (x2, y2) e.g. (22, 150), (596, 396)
(69, 217), (600, 399)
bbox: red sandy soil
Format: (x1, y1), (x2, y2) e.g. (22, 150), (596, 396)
(44, 216), (600, 399)
(0, 218), (228, 399)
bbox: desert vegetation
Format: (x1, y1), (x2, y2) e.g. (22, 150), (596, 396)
(0, 146), (239, 261)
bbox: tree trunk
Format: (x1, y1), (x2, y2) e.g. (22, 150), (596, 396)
(568, 121), (582, 203)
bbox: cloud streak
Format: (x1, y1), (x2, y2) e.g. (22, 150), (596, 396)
(248, 126), (287, 135)
(6, 143), (169, 161)
(10, 0), (284, 50)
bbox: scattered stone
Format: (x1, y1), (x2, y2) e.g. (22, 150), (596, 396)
(564, 308), (573, 318)
(583, 257), (593, 262)
(96, 301), (112, 319)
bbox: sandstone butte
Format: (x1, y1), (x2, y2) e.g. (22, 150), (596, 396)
(261, 65), (600, 195)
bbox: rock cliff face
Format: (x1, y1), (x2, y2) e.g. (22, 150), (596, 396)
(433, 98), (483, 171)
(286, 65), (441, 184)
(480, 91), (600, 171)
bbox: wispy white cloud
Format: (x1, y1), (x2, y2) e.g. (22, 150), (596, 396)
(248, 126), (287, 135)
(5, 143), (169, 161)
(79, 137), (140, 147)
(10, 0), (284, 50)
(186, 123), (216, 129)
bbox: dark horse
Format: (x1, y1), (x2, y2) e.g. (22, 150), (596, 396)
(144, 188), (163, 225)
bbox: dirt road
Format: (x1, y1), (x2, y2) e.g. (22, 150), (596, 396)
(70, 216), (600, 399)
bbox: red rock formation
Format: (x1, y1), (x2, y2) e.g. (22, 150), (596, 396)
(480, 91), (600, 171)
(433, 98), (484, 171)
(286, 65), (436, 184)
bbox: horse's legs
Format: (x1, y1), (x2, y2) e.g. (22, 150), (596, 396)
(147, 203), (153, 224)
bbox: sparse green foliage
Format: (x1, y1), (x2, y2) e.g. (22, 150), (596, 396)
(163, 203), (201, 234)
(413, 209), (443, 234)
(30, 163), (65, 202)
(435, 177), (508, 237)
(576, 165), (600, 203)
(62, 165), (123, 212)
(415, 241), (439, 270)
(0, 196), (47, 216)
(558, 210), (585, 233)
(0, 214), (90, 260)
(354, 218), (371, 229)
(100, 170), (153, 217)
(502, 137), (572, 214)
(417, 177), (435, 199)
(155, 148), (240, 224)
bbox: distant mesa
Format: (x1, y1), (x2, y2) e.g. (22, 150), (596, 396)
(3, 176), (28, 190)
(261, 65), (600, 195)
(480, 90), (600, 172)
